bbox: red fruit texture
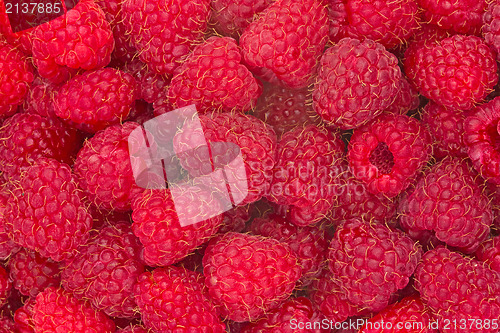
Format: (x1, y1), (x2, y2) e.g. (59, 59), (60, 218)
(239, 0), (329, 89)
(327, 0), (420, 49)
(348, 114), (432, 198)
(219, 204), (253, 234)
(253, 83), (320, 138)
(8, 248), (61, 298)
(74, 122), (144, 211)
(62, 223), (144, 318)
(399, 157), (492, 252)
(0, 112), (81, 179)
(415, 247), (500, 333)
(131, 188), (223, 266)
(240, 296), (323, 333)
(203, 232), (301, 322)
(0, 1), (34, 55)
(385, 75), (420, 116)
(267, 125), (345, 225)
(33, 286), (115, 333)
(0, 184), (20, 260)
(358, 295), (436, 333)
(404, 34), (497, 110)
(116, 325), (149, 333)
(4, 158), (92, 262)
(328, 219), (423, 312)
(0, 41), (34, 118)
(54, 68), (138, 133)
(134, 266), (225, 332)
(32, 0), (114, 84)
(418, 0), (486, 35)
(250, 214), (329, 286)
(0, 315), (15, 333)
(485, 181), (500, 229)
(173, 112), (277, 205)
(465, 96), (500, 185)
(122, 0), (210, 75)
(313, 38), (402, 130)
(0, 267), (10, 309)
(483, 1), (500, 61)
(21, 76), (58, 118)
(210, 0), (273, 38)
(14, 297), (35, 333)
(166, 36), (262, 114)
(475, 236), (500, 273)
(121, 60), (170, 104)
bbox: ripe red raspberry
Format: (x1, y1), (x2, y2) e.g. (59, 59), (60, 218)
(54, 68), (138, 133)
(0, 315), (15, 333)
(348, 114), (432, 197)
(418, 0), (486, 35)
(8, 248), (61, 297)
(0, 113), (81, 179)
(21, 76), (58, 118)
(203, 232), (301, 322)
(32, 0), (114, 84)
(464, 96), (500, 185)
(485, 181), (500, 229)
(327, 0), (420, 49)
(385, 75), (420, 116)
(74, 122), (144, 211)
(358, 295), (436, 333)
(134, 266), (225, 332)
(328, 219), (422, 312)
(62, 223), (144, 318)
(0, 184), (20, 260)
(250, 214), (328, 286)
(3, 158), (92, 261)
(33, 287), (115, 333)
(313, 38), (402, 130)
(166, 36), (262, 114)
(0, 1), (33, 55)
(399, 157), (491, 252)
(122, 0), (210, 75)
(0, 267), (10, 308)
(267, 125), (345, 225)
(116, 326), (148, 333)
(132, 188), (223, 266)
(0, 41), (34, 117)
(483, 1), (500, 61)
(240, 0), (329, 89)
(121, 60), (170, 104)
(404, 34), (497, 110)
(13, 297), (35, 333)
(475, 236), (500, 273)
(219, 204), (252, 234)
(415, 247), (500, 333)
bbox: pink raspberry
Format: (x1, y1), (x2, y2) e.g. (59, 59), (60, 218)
(0, 2), (33, 55)
(483, 1), (500, 61)
(475, 236), (500, 273)
(0, 184), (20, 260)
(116, 326), (149, 333)
(13, 297), (35, 333)
(0, 267), (10, 309)
(21, 76), (58, 118)
(121, 60), (170, 104)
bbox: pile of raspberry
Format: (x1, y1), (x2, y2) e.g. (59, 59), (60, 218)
(0, 0), (500, 332)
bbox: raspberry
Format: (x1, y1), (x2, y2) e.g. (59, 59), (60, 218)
(483, 1), (500, 61)
(313, 38), (402, 130)
(464, 96), (500, 185)
(32, 0), (114, 84)
(134, 266), (225, 332)
(398, 157), (491, 252)
(328, 219), (422, 312)
(122, 0), (210, 75)
(385, 75), (420, 116)
(203, 232), (301, 322)
(0, 113), (81, 179)
(4, 158), (92, 261)
(348, 114), (432, 197)
(0, 1), (33, 55)
(0, 184), (20, 260)
(21, 76), (58, 118)
(239, 0), (329, 89)
(121, 60), (170, 104)
(33, 287), (115, 333)
(8, 248), (61, 298)
(116, 326), (149, 333)
(219, 204), (252, 234)
(415, 247), (500, 333)
(475, 236), (500, 273)
(131, 188), (223, 266)
(0, 267), (10, 309)
(404, 34), (497, 110)
(0, 41), (34, 118)
(54, 68), (138, 133)
(0, 315), (15, 333)
(74, 122), (144, 211)
(13, 297), (35, 333)
(62, 223), (144, 318)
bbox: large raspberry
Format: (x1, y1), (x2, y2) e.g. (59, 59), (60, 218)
(239, 0), (329, 89)
(134, 266), (225, 332)
(483, 1), (500, 61)
(404, 34), (497, 110)
(348, 114), (432, 197)
(122, 0), (210, 75)
(32, 0), (114, 84)
(131, 188), (223, 266)
(203, 232), (301, 322)
(464, 96), (500, 185)
(74, 122), (144, 211)
(328, 219), (422, 312)
(0, 41), (34, 117)
(54, 68), (138, 133)
(166, 36), (261, 114)
(415, 247), (500, 333)
(33, 287), (115, 333)
(313, 38), (402, 130)
(62, 223), (144, 318)
(475, 236), (500, 273)
(398, 157), (491, 252)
